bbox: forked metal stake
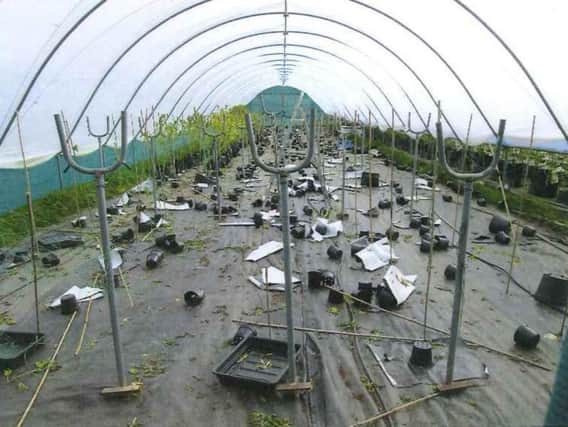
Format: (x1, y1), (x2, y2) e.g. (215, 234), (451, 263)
(245, 109), (315, 382)
(54, 111), (130, 389)
(86, 116), (111, 168)
(138, 113), (163, 215)
(202, 121), (224, 220)
(436, 118), (506, 384)
(406, 112), (432, 217)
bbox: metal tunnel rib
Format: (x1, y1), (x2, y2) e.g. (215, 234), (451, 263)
(0, 0), (107, 147)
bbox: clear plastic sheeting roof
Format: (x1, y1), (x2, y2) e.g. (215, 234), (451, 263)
(1, 0), (567, 168)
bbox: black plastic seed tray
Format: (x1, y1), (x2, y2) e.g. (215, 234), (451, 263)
(0, 331), (45, 370)
(214, 336), (301, 387)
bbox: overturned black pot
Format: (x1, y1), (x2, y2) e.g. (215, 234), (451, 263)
(308, 271), (323, 289)
(327, 244), (343, 260)
(352, 289), (373, 308)
(396, 196), (408, 206)
(232, 324), (257, 345)
(489, 215), (511, 234)
(315, 223), (328, 235)
(386, 228), (399, 241)
(61, 294), (78, 315)
(409, 340), (433, 367)
(495, 231), (511, 245)
(534, 273), (568, 307)
(444, 264), (457, 280)
(351, 237), (369, 257)
(321, 271), (336, 288)
(328, 287), (344, 304)
(184, 289), (205, 306)
(514, 325), (540, 349)
(376, 286), (397, 310)
(409, 218), (421, 229)
(146, 250), (164, 269)
(522, 225), (536, 237)
(253, 212), (264, 228)
(42, 253), (60, 268)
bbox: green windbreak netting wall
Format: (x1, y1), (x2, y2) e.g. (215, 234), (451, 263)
(0, 136), (190, 216)
(247, 86), (323, 119)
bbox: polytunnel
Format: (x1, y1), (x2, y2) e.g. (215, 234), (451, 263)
(1, 1), (568, 426)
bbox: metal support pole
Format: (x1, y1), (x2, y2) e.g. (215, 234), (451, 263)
(437, 116), (506, 384)
(202, 120), (224, 219)
(446, 179), (472, 383)
(54, 111), (129, 388)
(406, 112), (432, 217)
(410, 137), (419, 214)
(55, 155), (64, 190)
(245, 108), (315, 384)
(150, 136), (158, 212)
(367, 111), (373, 237)
(279, 173), (296, 381)
(340, 136), (347, 219)
(214, 136), (222, 220)
(95, 172), (127, 386)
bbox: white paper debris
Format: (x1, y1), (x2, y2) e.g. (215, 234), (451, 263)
(115, 192), (129, 207)
(131, 179), (153, 193)
(327, 158), (344, 164)
(137, 211), (152, 224)
(50, 285), (104, 308)
(246, 241), (294, 262)
(261, 210), (280, 221)
(248, 266), (301, 291)
(346, 171), (363, 179)
(98, 249), (123, 271)
(155, 201), (190, 210)
(415, 178), (428, 187)
(355, 239), (398, 271)
(383, 265), (417, 305)
(248, 276), (284, 292)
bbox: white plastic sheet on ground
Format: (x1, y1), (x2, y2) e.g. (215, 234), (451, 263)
(248, 266), (301, 292)
(383, 265), (417, 305)
(49, 285), (104, 308)
(246, 240), (295, 262)
(355, 238), (398, 271)
(155, 201), (191, 210)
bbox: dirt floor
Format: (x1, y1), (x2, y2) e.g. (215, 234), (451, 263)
(0, 137), (567, 427)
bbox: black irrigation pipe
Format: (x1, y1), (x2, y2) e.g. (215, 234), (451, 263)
(0, 283), (28, 302)
(337, 271), (392, 427)
(466, 249), (567, 316)
(347, 301), (393, 427)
